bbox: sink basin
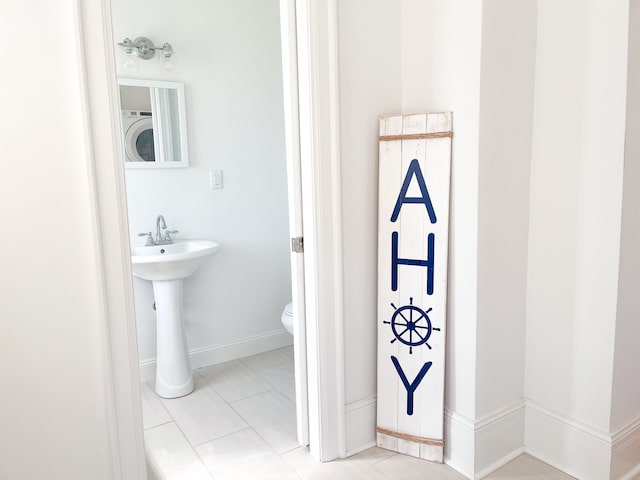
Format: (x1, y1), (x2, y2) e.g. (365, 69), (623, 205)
(131, 239), (220, 281)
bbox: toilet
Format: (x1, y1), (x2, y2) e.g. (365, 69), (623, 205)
(281, 302), (294, 335)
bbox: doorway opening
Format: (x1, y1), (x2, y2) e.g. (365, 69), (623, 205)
(109, 0), (309, 476)
(78, 0), (345, 476)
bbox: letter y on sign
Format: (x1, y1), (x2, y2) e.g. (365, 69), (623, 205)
(391, 356), (432, 416)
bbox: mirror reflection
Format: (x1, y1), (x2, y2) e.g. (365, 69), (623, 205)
(118, 78), (188, 168)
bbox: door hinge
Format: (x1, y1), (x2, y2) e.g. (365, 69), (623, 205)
(291, 236), (304, 253)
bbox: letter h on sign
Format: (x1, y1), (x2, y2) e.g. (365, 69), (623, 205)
(391, 232), (435, 294)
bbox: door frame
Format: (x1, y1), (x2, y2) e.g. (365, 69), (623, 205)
(291, 0), (346, 461)
(77, 0), (346, 477)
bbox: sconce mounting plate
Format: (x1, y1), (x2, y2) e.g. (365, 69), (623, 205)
(133, 37), (156, 60)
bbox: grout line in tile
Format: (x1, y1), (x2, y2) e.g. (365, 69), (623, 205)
(191, 426), (255, 449)
(143, 419), (172, 431)
(165, 414), (194, 449)
(167, 401), (247, 449)
(239, 353), (292, 374)
(144, 421), (215, 480)
(227, 388), (286, 412)
(277, 444), (302, 455)
(371, 463), (393, 480)
(371, 453), (398, 466)
(159, 389), (228, 450)
(227, 392), (300, 459)
(197, 368), (279, 403)
(246, 420), (300, 462)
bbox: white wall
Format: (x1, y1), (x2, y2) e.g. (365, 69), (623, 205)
(337, 0), (485, 468)
(111, 0), (292, 369)
(0, 1), (114, 478)
(476, 0), (536, 418)
(613, 0), (640, 432)
(474, 0), (537, 473)
(337, 1), (531, 473)
(337, 0), (402, 453)
(339, 2), (640, 478)
(402, 0), (483, 429)
(400, 3), (538, 475)
(398, 2), (483, 475)
(525, 1), (629, 477)
(610, 2), (640, 477)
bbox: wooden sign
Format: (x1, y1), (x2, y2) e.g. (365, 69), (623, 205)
(376, 113), (452, 463)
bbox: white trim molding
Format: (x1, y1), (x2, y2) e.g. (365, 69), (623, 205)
(345, 396), (378, 456)
(611, 415), (640, 480)
(444, 401), (526, 480)
(474, 401), (526, 479)
(77, 0), (146, 478)
(445, 400), (640, 480)
(444, 408), (475, 479)
(295, 0), (346, 462)
(525, 400), (612, 480)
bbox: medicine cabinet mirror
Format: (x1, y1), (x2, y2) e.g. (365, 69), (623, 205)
(118, 78), (189, 168)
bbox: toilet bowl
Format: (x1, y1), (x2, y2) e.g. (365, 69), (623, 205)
(281, 302), (294, 335)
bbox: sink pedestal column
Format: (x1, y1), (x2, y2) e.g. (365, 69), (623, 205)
(152, 279), (194, 398)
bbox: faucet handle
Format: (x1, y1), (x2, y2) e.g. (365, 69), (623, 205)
(164, 229), (179, 242)
(138, 232), (155, 246)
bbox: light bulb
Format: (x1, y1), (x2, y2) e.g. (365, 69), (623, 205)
(161, 43), (174, 71)
(163, 53), (173, 71)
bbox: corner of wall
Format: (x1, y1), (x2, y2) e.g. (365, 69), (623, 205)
(345, 395), (378, 456)
(444, 409), (475, 479)
(474, 401), (526, 479)
(524, 400), (612, 480)
(444, 401), (526, 480)
(611, 416), (640, 480)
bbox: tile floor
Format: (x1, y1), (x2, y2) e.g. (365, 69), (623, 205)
(142, 346), (578, 480)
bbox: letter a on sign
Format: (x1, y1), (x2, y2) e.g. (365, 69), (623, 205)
(377, 113), (452, 463)
(390, 159), (437, 224)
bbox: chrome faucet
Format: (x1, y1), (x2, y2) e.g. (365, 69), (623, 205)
(156, 215), (167, 243)
(138, 214), (179, 246)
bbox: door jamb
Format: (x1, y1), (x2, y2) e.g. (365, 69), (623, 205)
(293, 0), (346, 461)
(76, 0), (146, 478)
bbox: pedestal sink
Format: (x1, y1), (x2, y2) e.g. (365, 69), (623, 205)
(131, 240), (220, 398)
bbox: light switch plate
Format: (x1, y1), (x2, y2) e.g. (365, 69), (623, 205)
(210, 170), (223, 189)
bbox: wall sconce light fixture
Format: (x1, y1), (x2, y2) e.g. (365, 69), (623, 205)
(118, 37), (174, 70)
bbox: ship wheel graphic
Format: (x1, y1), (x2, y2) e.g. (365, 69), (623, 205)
(384, 297), (440, 354)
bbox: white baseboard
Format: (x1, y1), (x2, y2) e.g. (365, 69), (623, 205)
(611, 415), (640, 480)
(139, 329), (293, 382)
(444, 408), (475, 479)
(443, 401), (526, 480)
(345, 395), (377, 456)
(524, 400), (612, 480)
(475, 401), (526, 479)
(341, 394), (639, 480)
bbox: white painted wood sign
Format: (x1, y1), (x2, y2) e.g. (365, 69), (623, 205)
(377, 113), (452, 463)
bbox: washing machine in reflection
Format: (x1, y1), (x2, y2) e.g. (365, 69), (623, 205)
(122, 110), (155, 162)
